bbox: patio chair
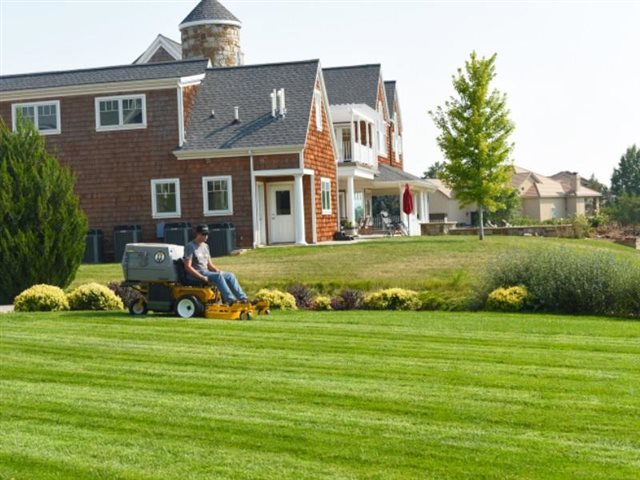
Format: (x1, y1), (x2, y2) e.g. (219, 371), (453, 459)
(380, 211), (405, 236)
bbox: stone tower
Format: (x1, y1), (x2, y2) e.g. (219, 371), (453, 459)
(179, 0), (243, 67)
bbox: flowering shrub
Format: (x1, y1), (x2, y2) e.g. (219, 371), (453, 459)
(485, 285), (530, 312)
(312, 295), (332, 311)
(107, 281), (142, 308)
(67, 283), (124, 311)
(330, 289), (364, 310)
(255, 288), (297, 310)
(14, 284), (69, 312)
(363, 288), (420, 311)
(287, 283), (315, 309)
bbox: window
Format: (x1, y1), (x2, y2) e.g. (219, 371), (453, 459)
(321, 178), (331, 214)
(314, 90), (323, 131)
(151, 178), (181, 218)
(95, 94), (146, 131)
(202, 176), (233, 216)
(12, 100), (61, 135)
(376, 101), (387, 155)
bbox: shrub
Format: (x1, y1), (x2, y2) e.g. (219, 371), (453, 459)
(571, 214), (592, 238)
(287, 283), (315, 309)
(330, 289), (364, 310)
(486, 286), (530, 312)
(67, 283), (124, 311)
(255, 288), (297, 310)
(480, 246), (640, 316)
(417, 291), (468, 311)
(312, 295), (332, 311)
(14, 284), (69, 312)
(108, 281), (142, 307)
(363, 288), (420, 311)
(0, 118), (88, 304)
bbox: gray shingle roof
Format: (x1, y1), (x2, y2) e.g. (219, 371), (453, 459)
(322, 64), (381, 109)
(384, 80), (396, 114)
(375, 164), (422, 183)
(180, 0), (240, 26)
(0, 58), (208, 92)
(181, 60), (319, 151)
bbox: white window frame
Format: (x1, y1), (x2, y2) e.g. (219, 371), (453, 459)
(376, 101), (387, 157)
(202, 175), (233, 216)
(151, 178), (181, 219)
(321, 177), (332, 215)
(314, 89), (323, 132)
(95, 94), (147, 131)
(12, 100), (61, 135)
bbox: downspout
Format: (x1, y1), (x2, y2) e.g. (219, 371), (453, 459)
(250, 150), (257, 248)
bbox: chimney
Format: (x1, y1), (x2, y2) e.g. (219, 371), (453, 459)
(571, 173), (580, 193)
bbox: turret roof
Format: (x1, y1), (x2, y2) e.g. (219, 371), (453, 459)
(180, 0), (240, 27)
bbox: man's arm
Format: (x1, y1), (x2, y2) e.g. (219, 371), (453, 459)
(183, 255), (208, 282)
(207, 259), (220, 273)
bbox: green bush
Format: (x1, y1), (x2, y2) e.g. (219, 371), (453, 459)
(363, 288), (420, 311)
(480, 247), (640, 316)
(14, 284), (70, 312)
(417, 291), (468, 311)
(312, 295), (332, 311)
(571, 214), (592, 238)
(255, 289), (297, 310)
(0, 118), (88, 303)
(486, 286), (530, 312)
(67, 283), (124, 311)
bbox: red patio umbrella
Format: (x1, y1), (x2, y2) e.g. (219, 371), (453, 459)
(402, 183), (413, 234)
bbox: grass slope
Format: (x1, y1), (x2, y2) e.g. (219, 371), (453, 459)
(72, 236), (640, 296)
(1, 311), (639, 479)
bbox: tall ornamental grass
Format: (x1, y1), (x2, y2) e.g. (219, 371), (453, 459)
(479, 247), (640, 316)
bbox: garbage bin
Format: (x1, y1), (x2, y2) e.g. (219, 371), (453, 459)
(113, 225), (142, 262)
(83, 229), (104, 263)
(208, 223), (236, 257)
(164, 222), (192, 246)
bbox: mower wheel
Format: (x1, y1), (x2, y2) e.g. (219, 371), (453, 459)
(129, 298), (148, 315)
(175, 295), (203, 319)
(240, 311), (253, 321)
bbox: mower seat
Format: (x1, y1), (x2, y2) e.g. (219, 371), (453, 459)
(174, 258), (209, 288)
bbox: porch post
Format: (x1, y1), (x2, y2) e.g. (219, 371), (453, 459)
(294, 174), (307, 245)
(346, 175), (355, 224)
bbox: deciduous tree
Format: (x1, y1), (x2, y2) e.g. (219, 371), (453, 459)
(611, 144), (640, 197)
(429, 52), (515, 240)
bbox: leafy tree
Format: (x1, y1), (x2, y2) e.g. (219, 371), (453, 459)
(429, 51), (515, 240)
(484, 187), (521, 226)
(422, 161), (445, 179)
(0, 118), (87, 303)
(611, 144), (640, 197)
(585, 173), (608, 194)
(605, 194), (640, 234)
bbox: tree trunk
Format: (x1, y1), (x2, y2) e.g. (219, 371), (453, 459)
(478, 205), (485, 240)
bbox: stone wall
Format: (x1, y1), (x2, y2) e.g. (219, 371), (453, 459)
(446, 225), (576, 237)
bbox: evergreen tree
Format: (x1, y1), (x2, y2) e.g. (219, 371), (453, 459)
(429, 52), (515, 240)
(611, 144), (640, 197)
(0, 118), (87, 303)
(422, 161), (445, 179)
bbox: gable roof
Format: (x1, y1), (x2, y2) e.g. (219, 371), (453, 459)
(180, 59), (320, 152)
(515, 166), (601, 198)
(384, 80), (396, 114)
(180, 0), (241, 28)
(133, 34), (182, 64)
(322, 64), (381, 109)
(0, 58), (208, 93)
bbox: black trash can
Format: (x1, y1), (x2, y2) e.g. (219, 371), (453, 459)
(164, 222), (192, 246)
(208, 223), (236, 257)
(83, 229), (104, 263)
(113, 225), (142, 262)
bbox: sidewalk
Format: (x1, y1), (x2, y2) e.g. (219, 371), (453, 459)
(0, 305), (14, 314)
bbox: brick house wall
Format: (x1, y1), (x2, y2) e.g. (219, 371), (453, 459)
(304, 78), (338, 242)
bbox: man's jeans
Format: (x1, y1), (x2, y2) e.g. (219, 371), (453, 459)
(203, 271), (247, 303)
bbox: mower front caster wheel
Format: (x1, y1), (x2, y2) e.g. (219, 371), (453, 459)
(129, 298), (148, 315)
(175, 295), (203, 319)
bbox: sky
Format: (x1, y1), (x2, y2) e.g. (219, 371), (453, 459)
(1, 0), (638, 185)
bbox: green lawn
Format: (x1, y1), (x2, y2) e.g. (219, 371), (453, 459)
(1, 310), (639, 479)
(72, 236), (640, 296)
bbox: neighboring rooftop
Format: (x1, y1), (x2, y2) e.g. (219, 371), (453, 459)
(180, 59), (320, 151)
(0, 58), (209, 92)
(323, 64), (381, 109)
(375, 164), (435, 189)
(180, 0), (241, 27)
(384, 80), (396, 114)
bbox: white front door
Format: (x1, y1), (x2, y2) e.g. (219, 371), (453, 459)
(268, 183), (295, 243)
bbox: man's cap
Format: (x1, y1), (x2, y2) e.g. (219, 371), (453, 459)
(196, 224), (209, 235)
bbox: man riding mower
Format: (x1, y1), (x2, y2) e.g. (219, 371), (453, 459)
(121, 242), (269, 321)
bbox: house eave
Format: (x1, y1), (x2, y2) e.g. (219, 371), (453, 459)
(174, 144), (304, 160)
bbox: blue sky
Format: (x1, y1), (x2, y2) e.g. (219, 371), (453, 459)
(1, 0), (638, 185)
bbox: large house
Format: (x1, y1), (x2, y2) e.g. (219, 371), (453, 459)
(428, 165), (601, 224)
(0, 0), (433, 259)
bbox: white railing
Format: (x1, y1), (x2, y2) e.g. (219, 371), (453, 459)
(339, 141), (376, 168)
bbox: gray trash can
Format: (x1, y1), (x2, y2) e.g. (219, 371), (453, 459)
(83, 229), (104, 263)
(164, 222), (192, 246)
(208, 223), (236, 257)
(113, 225), (142, 262)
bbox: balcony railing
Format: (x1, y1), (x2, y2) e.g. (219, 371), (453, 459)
(339, 140), (376, 168)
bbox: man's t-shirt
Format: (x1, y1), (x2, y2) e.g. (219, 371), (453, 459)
(183, 241), (210, 275)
